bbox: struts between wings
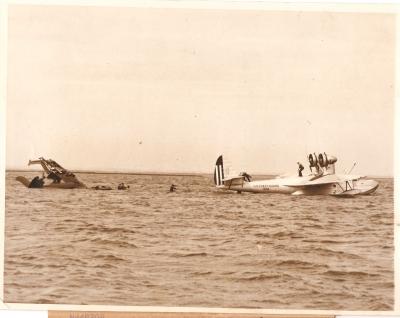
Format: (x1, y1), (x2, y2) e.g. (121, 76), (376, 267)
(213, 153), (378, 197)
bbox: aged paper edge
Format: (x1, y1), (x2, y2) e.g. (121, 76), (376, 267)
(0, 0), (399, 315)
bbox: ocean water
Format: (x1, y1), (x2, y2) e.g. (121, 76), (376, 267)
(4, 171), (394, 310)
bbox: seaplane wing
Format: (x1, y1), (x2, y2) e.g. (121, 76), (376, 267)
(283, 174), (362, 187)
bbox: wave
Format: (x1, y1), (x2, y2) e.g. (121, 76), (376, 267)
(94, 254), (126, 262)
(236, 273), (289, 281)
(324, 270), (380, 278)
(171, 252), (207, 257)
(90, 238), (137, 248)
(35, 298), (55, 304)
(275, 259), (327, 269)
(319, 239), (352, 244)
(312, 247), (363, 259)
(193, 271), (212, 276)
(79, 223), (136, 235)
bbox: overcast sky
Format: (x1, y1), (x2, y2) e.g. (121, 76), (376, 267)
(5, 5), (395, 176)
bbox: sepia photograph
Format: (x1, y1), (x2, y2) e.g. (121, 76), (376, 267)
(1, 1), (397, 313)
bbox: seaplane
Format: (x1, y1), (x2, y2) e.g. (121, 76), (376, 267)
(16, 157), (86, 189)
(213, 153), (378, 197)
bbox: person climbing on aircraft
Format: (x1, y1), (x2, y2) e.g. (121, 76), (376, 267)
(240, 172), (252, 182)
(297, 162), (304, 177)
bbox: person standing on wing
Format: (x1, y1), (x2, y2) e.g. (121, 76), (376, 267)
(297, 162), (304, 177)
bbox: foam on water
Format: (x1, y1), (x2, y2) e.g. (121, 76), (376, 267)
(4, 172), (394, 310)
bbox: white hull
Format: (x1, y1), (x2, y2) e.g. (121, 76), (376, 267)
(213, 154), (379, 197)
(217, 176), (379, 196)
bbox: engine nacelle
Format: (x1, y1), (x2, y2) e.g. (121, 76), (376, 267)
(308, 153), (319, 167)
(317, 153), (337, 168)
(309, 152), (337, 170)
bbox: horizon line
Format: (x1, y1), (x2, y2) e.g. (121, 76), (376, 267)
(5, 168), (394, 179)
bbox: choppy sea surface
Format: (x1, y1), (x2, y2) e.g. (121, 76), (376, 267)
(4, 171), (394, 310)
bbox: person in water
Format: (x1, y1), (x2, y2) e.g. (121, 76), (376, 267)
(170, 184), (177, 192)
(29, 175), (45, 188)
(297, 162), (304, 177)
(117, 183), (130, 190)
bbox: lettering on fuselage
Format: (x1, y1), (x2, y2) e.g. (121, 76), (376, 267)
(253, 184), (279, 190)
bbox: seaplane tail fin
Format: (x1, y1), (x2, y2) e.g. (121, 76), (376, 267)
(214, 155), (225, 186)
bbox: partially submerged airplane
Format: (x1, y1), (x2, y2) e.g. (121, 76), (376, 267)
(16, 157), (86, 189)
(213, 153), (378, 197)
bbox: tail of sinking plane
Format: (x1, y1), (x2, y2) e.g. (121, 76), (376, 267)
(214, 155), (224, 186)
